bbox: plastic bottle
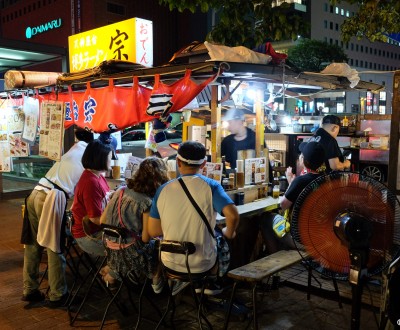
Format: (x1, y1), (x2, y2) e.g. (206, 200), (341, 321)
(342, 116), (349, 127)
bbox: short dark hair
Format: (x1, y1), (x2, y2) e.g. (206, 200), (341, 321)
(81, 140), (112, 171)
(75, 127), (94, 143)
(177, 141), (206, 167)
(127, 157), (169, 197)
(322, 115), (341, 126)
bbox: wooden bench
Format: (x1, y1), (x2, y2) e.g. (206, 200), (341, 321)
(223, 249), (303, 330)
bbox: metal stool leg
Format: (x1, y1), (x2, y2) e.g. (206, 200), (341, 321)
(223, 281), (238, 330)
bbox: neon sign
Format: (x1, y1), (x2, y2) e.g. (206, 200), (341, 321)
(25, 18), (62, 39)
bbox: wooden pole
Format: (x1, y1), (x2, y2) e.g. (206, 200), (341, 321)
(210, 84), (221, 162)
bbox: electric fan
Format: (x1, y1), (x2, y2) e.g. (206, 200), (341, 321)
(290, 172), (400, 330)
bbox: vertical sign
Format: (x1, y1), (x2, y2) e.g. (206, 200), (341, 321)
(135, 18), (153, 67)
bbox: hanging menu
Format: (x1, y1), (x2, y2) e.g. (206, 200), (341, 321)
(22, 96), (40, 144)
(39, 101), (65, 161)
(0, 100), (12, 172)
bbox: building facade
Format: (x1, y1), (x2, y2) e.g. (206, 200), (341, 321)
(0, 0), (208, 71)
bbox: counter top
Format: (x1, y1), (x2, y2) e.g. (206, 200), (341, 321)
(217, 196), (282, 224)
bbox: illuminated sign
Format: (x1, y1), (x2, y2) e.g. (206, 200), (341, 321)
(68, 17), (153, 73)
(25, 18), (62, 39)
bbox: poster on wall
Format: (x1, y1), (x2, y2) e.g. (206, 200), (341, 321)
(202, 162), (223, 183)
(39, 101), (65, 161)
(0, 100), (12, 172)
(22, 96), (39, 144)
(244, 157), (267, 185)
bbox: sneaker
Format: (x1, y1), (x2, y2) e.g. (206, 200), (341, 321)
(171, 281), (190, 296)
(21, 290), (45, 302)
(47, 293), (69, 308)
(151, 277), (164, 294)
(195, 282), (223, 295)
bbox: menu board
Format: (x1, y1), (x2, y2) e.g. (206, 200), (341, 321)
(125, 156), (144, 178)
(0, 100), (12, 172)
(9, 133), (29, 157)
(202, 162), (223, 183)
(22, 96), (39, 144)
(38, 101), (65, 161)
(244, 157), (267, 185)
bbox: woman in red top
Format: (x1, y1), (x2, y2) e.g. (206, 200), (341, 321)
(71, 140), (112, 256)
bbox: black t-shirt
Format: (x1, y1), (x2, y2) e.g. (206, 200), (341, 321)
(284, 173), (321, 204)
(308, 127), (344, 173)
(221, 127), (256, 168)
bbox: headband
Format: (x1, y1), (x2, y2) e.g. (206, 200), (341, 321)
(176, 153), (206, 165)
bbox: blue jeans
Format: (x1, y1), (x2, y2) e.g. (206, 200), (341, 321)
(23, 189), (67, 301)
(75, 234), (106, 257)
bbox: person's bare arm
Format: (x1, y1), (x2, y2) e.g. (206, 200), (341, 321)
(280, 196), (293, 211)
(329, 157), (351, 171)
(88, 216), (101, 225)
(148, 216), (163, 238)
(141, 211), (150, 243)
(221, 204), (240, 239)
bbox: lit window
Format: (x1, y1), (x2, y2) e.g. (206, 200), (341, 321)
(341, 8), (344, 15)
(335, 7), (339, 14)
(346, 10), (350, 17)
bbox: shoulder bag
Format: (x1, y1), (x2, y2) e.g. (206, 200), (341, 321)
(178, 177), (230, 277)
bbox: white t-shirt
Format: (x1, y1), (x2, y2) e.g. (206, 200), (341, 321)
(150, 174), (233, 273)
(35, 141), (88, 198)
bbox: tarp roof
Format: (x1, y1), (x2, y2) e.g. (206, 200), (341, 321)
(57, 60), (384, 93)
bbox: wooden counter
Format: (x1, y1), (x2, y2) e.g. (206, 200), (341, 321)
(217, 196), (282, 225)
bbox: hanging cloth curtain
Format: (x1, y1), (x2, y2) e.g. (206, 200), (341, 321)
(145, 69), (217, 122)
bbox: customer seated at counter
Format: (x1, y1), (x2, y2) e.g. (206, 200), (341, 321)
(260, 141), (326, 255)
(100, 157), (169, 292)
(148, 141), (240, 295)
(309, 114), (351, 173)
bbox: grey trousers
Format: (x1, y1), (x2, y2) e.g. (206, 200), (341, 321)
(23, 189), (67, 301)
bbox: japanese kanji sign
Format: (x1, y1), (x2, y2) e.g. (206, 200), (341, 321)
(68, 18), (153, 72)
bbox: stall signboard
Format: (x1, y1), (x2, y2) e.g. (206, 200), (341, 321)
(68, 17), (153, 72)
(244, 157), (267, 185)
(38, 101), (65, 161)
